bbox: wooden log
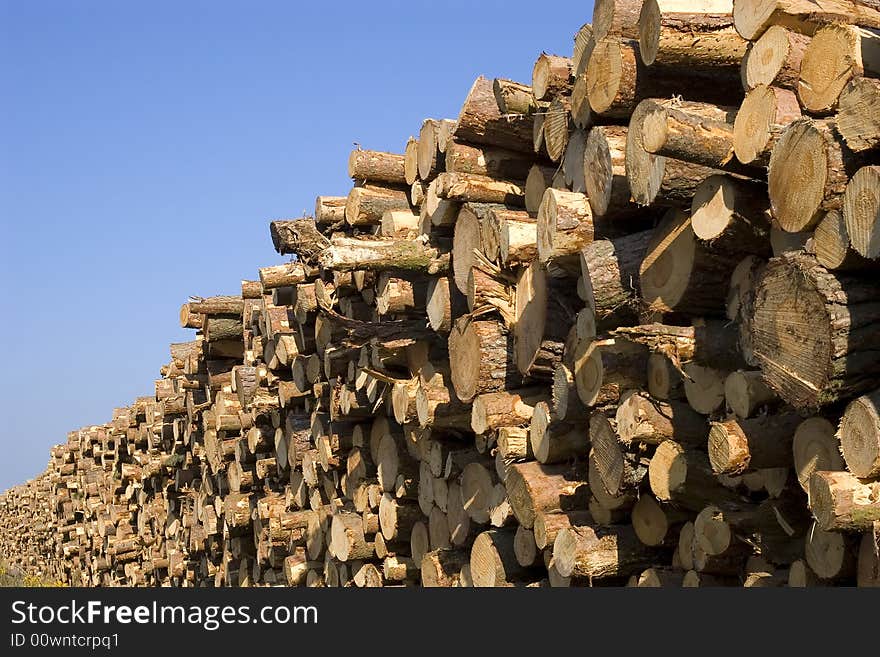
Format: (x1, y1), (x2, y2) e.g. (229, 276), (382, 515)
(838, 390), (880, 479)
(724, 370), (778, 418)
(544, 97), (573, 164)
(454, 76), (535, 154)
(640, 209), (743, 314)
(379, 209), (420, 239)
(837, 77), (880, 153)
(589, 412), (647, 497)
(562, 129), (588, 194)
(571, 73), (593, 129)
(537, 189), (594, 268)
(584, 125), (641, 219)
(420, 549), (468, 587)
(505, 461), (589, 529)
(471, 388), (546, 435)
(810, 471), (880, 531)
(574, 22), (596, 76)
(639, 0), (748, 71)
(649, 441), (742, 510)
(553, 524), (666, 579)
(733, 85), (802, 168)
(707, 412), (803, 474)
(319, 236), (448, 274)
(797, 24), (880, 115)
(437, 172), (524, 207)
(857, 523), (880, 586)
(792, 416), (847, 492)
(444, 140), (535, 181)
(345, 185), (411, 227)
(426, 275), (467, 334)
(348, 149), (407, 185)
(418, 119), (444, 181)
(314, 195), (346, 225)
(615, 391), (708, 446)
(751, 252), (880, 408)
(530, 401), (590, 464)
(843, 165), (880, 260)
(532, 53), (573, 100)
(691, 176), (771, 257)
(448, 316), (518, 403)
(769, 118), (867, 233)
(742, 26), (809, 91)
(496, 208), (538, 266)
(573, 338), (649, 407)
(470, 528), (535, 586)
(805, 522), (858, 581)
(492, 78), (539, 115)
(733, 0), (880, 41)
(593, 0), (643, 42)
(259, 262), (308, 290)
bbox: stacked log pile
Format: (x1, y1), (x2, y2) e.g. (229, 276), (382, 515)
(1, 0), (879, 587)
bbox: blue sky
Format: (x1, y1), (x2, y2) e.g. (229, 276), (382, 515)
(0, 1), (590, 490)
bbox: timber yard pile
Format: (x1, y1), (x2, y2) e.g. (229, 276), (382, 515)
(2, 0), (880, 588)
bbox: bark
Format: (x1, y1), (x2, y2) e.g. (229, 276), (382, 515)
(348, 149), (407, 185)
(454, 76), (535, 154)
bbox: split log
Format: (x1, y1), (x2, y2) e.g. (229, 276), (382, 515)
(573, 22), (597, 76)
(584, 125), (643, 219)
(497, 208), (538, 266)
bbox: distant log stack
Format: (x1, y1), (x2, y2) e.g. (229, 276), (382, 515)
(2, 0), (880, 588)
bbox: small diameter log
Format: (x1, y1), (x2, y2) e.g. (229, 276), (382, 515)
(593, 0), (643, 42)
(452, 205), (485, 294)
(733, 0), (880, 41)
(461, 462), (495, 524)
(378, 493), (422, 542)
(553, 524), (665, 579)
(690, 175), (771, 256)
(418, 119), (443, 181)
(707, 412), (803, 475)
(804, 522), (858, 581)
(647, 353), (685, 400)
(537, 189), (594, 268)
(435, 172), (524, 207)
(467, 265), (515, 319)
(315, 195), (346, 224)
(797, 24), (880, 115)
(454, 76), (535, 154)
(792, 417), (846, 492)
(683, 362), (727, 415)
(379, 209), (420, 239)
(514, 262), (580, 379)
(586, 38), (743, 120)
(471, 388), (546, 436)
(810, 471), (880, 532)
(497, 208), (538, 266)
(613, 320), (747, 372)
(615, 392), (708, 446)
(514, 525), (539, 567)
(742, 25), (809, 90)
(838, 390), (880, 479)
(259, 262), (307, 290)
(505, 461), (589, 529)
(580, 230), (652, 329)
(448, 316), (519, 403)
(589, 412), (647, 497)
(768, 118), (867, 233)
(750, 252), (880, 408)
(404, 136), (419, 185)
(648, 441), (742, 510)
(573, 338), (648, 408)
(724, 370), (778, 418)
(544, 96), (573, 163)
(640, 209), (745, 315)
(530, 401), (590, 464)
(470, 529), (535, 587)
(180, 296), (244, 325)
(319, 236), (448, 274)
(345, 185), (411, 227)
(626, 101), (719, 208)
(524, 163), (555, 215)
(348, 149), (407, 185)
(426, 275), (467, 333)
(492, 78), (539, 115)
(733, 85), (801, 167)
(571, 73), (593, 129)
(532, 53), (573, 101)
(584, 125), (643, 220)
(552, 364), (589, 423)
(816, 209), (877, 271)
(640, 100), (758, 177)
(843, 166), (880, 259)
(204, 317), (243, 343)
(534, 510), (593, 551)
(444, 140), (535, 181)
(563, 129), (588, 193)
(420, 549), (468, 587)
(837, 77), (880, 153)
(632, 494), (689, 547)
(638, 0), (748, 71)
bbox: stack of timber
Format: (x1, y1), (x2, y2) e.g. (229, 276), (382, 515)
(1, 0), (879, 588)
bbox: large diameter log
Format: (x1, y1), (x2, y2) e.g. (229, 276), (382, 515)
(639, 1), (745, 66)
(524, 163), (556, 214)
(810, 471), (880, 531)
(750, 252), (880, 408)
(532, 53), (573, 100)
(837, 77), (880, 153)
(742, 26), (809, 90)
(792, 416), (847, 492)
(804, 523), (858, 581)
(448, 316), (519, 403)
(640, 209), (746, 316)
(733, 85), (802, 167)
(707, 413), (803, 475)
(537, 189), (595, 267)
(626, 101), (720, 208)
(586, 38), (743, 120)
(574, 22), (597, 76)
(269, 218), (329, 262)
(505, 461), (589, 529)
(573, 338), (649, 407)
(348, 149), (407, 185)
(579, 230), (653, 327)
(513, 262), (579, 379)
(530, 401), (590, 464)
(593, 0), (643, 42)
(797, 24), (880, 115)
(319, 236), (448, 274)
(838, 390), (880, 479)
(444, 140), (535, 181)
(768, 118), (867, 233)
(553, 524), (666, 579)
(345, 185), (411, 226)
(843, 166), (880, 259)
(589, 412), (647, 497)
(733, 0), (880, 41)
(454, 76), (535, 154)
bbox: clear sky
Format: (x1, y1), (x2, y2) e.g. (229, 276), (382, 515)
(0, 0), (591, 490)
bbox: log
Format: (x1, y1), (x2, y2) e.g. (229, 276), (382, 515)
(584, 125), (644, 219)
(792, 416), (847, 492)
(379, 209), (420, 239)
(570, 73), (593, 130)
(319, 236), (448, 274)
(615, 391), (708, 446)
(805, 523), (858, 581)
(454, 76), (535, 154)
(707, 412), (803, 474)
(348, 149), (407, 185)
(857, 523), (880, 586)
(837, 77), (880, 153)
(843, 165), (880, 259)
(259, 262), (308, 290)
(574, 22), (597, 76)
(492, 78), (539, 115)
(496, 208), (538, 266)
(420, 549), (468, 587)
(537, 189), (595, 267)
(505, 461), (589, 529)
(768, 118), (867, 233)
(810, 471), (880, 531)
(418, 119), (443, 181)
(639, 0), (748, 71)
(530, 401), (590, 464)
(471, 388), (546, 436)
(632, 494), (689, 547)
(435, 172), (524, 207)
(733, 85), (801, 167)
(838, 389), (880, 479)
(448, 316), (519, 403)
(524, 163), (556, 215)
(649, 441), (742, 510)
(733, 0), (880, 41)
(589, 412), (647, 497)
(543, 97), (573, 163)
(315, 195), (346, 225)
(532, 54), (573, 101)
(742, 25), (809, 90)
(593, 0), (643, 42)
(562, 129), (588, 194)
(751, 252), (880, 408)
(470, 529), (535, 586)
(444, 140), (535, 181)
(797, 24), (880, 115)
(345, 185), (411, 226)
(724, 369), (778, 418)
(573, 338), (649, 407)
(553, 524), (666, 579)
